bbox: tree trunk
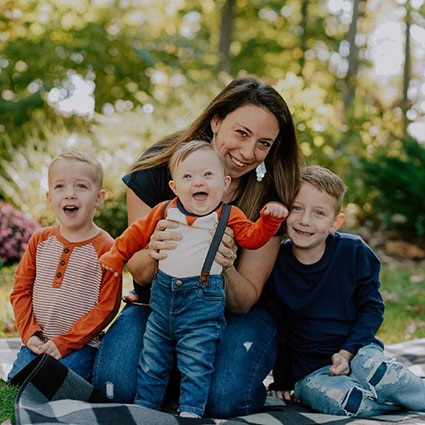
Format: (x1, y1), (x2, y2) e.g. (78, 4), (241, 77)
(299, 0), (309, 76)
(219, 0), (236, 74)
(342, 0), (361, 118)
(402, 2), (411, 137)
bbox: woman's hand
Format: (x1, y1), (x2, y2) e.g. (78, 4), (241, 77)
(213, 226), (238, 269)
(147, 219), (181, 261)
(267, 389), (298, 402)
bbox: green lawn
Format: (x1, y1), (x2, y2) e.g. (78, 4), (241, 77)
(0, 380), (18, 425)
(378, 264), (425, 343)
(0, 262), (424, 423)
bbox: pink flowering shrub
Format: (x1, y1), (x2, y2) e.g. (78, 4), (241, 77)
(0, 202), (41, 267)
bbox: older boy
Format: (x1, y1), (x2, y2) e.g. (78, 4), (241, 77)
(8, 151), (121, 381)
(267, 166), (425, 416)
(100, 140), (287, 417)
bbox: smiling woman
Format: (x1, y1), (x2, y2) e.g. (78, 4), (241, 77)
(92, 76), (301, 418)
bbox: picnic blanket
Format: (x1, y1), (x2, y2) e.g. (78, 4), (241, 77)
(5, 338), (425, 425)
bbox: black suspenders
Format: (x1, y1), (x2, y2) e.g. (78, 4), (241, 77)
(162, 201), (231, 285)
(200, 203), (231, 285)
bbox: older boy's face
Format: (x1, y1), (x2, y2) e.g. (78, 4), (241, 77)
(169, 149), (231, 215)
(286, 182), (343, 254)
(47, 159), (104, 235)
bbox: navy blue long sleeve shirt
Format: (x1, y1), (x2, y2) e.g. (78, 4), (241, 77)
(267, 232), (385, 388)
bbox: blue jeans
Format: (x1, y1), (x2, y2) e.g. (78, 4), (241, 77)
(7, 344), (97, 382)
(134, 270), (226, 416)
(92, 291), (277, 418)
(294, 343), (425, 416)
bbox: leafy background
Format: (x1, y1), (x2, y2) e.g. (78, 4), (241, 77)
(0, 0), (424, 341)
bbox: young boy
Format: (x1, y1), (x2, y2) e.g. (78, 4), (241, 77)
(8, 151), (122, 382)
(100, 140), (288, 417)
(267, 165), (425, 416)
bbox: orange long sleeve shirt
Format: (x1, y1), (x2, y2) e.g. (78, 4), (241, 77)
(10, 226), (122, 357)
(100, 198), (285, 276)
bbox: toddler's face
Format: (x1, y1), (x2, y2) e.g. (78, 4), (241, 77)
(286, 182), (343, 253)
(169, 149), (231, 215)
(47, 159), (104, 234)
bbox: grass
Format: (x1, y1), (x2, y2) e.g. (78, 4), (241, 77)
(378, 263), (425, 343)
(0, 380), (18, 425)
(0, 261), (424, 423)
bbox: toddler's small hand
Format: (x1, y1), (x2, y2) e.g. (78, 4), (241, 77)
(264, 203), (289, 219)
(101, 263), (120, 277)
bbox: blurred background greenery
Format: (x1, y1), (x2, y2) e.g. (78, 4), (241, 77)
(0, 0), (424, 341)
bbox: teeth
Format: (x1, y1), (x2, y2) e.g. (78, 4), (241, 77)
(230, 155), (248, 168)
(296, 229), (312, 236)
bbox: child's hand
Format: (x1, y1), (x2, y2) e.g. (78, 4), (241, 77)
(264, 203), (289, 219)
(26, 335), (44, 355)
(101, 263), (120, 277)
(39, 340), (62, 360)
(329, 350), (352, 375)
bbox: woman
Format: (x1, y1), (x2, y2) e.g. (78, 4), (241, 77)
(92, 76), (300, 418)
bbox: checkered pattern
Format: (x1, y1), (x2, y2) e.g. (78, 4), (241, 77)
(4, 338), (425, 425)
(0, 337), (20, 381)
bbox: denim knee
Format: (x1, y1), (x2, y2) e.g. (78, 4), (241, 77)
(206, 307), (277, 418)
(296, 376), (366, 417)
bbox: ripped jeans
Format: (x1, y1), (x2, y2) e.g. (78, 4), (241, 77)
(294, 343), (425, 417)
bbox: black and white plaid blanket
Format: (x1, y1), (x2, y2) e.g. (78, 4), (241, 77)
(7, 338), (425, 425)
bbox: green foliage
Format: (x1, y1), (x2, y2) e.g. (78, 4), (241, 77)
(0, 380), (17, 425)
(95, 195), (127, 239)
(0, 265), (17, 338)
(357, 138), (425, 238)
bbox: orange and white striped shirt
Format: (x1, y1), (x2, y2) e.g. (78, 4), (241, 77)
(10, 226), (122, 357)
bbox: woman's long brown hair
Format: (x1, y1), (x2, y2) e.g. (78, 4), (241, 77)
(130, 77), (300, 220)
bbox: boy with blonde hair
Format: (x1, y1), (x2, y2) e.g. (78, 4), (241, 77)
(100, 140), (288, 417)
(268, 165), (425, 416)
(8, 151), (122, 381)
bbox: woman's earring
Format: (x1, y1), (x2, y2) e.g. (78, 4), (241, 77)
(211, 134), (216, 147)
(256, 162), (266, 182)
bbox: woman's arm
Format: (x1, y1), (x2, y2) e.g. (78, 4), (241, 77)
(221, 235), (281, 313)
(125, 188), (180, 285)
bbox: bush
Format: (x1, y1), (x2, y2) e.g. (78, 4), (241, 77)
(0, 202), (41, 267)
(357, 137), (425, 238)
(95, 195), (128, 239)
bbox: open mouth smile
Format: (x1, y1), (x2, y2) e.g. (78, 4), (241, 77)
(192, 192), (208, 201)
(229, 154), (249, 168)
(294, 229), (313, 237)
(63, 205), (79, 215)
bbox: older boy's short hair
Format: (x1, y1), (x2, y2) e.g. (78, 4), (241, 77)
(48, 151), (103, 188)
(301, 166), (347, 212)
(169, 140), (228, 178)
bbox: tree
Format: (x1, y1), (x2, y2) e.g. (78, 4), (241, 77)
(299, 0), (310, 76)
(402, 0), (411, 137)
(342, 0), (362, 119)
(218, 0), (236, 74)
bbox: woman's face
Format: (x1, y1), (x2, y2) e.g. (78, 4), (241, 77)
(211, 104), (280, 181)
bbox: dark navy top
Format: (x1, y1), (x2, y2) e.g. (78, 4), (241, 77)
(266, 232), (385, 388)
